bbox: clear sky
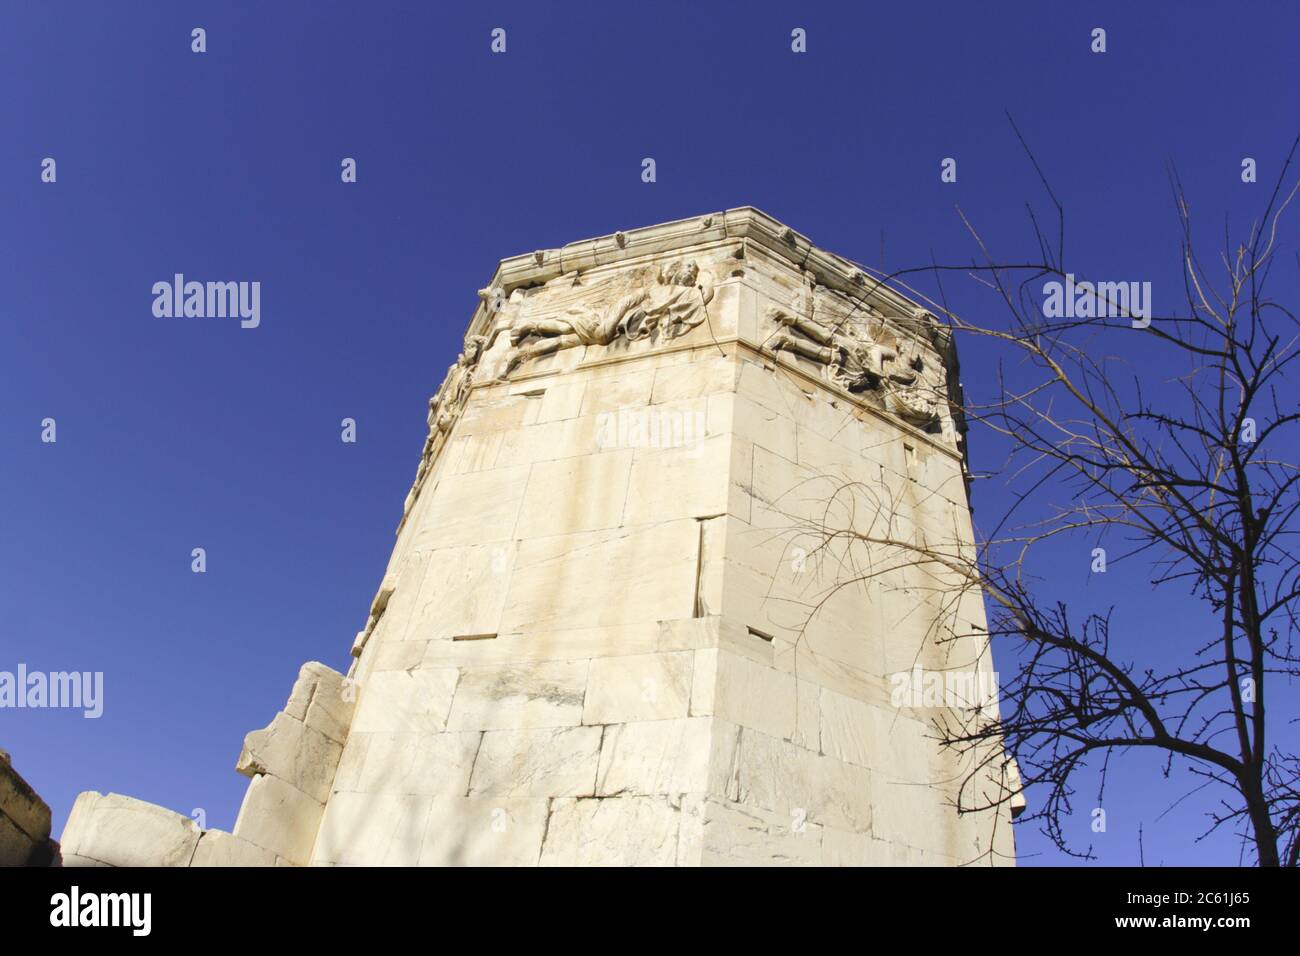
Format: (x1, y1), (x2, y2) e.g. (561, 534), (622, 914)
(2, 1), (1296, 866)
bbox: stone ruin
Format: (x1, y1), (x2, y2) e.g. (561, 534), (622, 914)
(54, 209), (1019, 866)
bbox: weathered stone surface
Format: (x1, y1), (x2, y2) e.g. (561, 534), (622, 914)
(500, 521), (698, 632)
(688, 647), (719, 716)
(334, 731), (481, 797)
(217, 661), (356, 866)
(412, 465), (530, 550)
(237, 711), (342, 804)
(420, 619), (718, 670)
(312, 791), (430, 866)
(405, 543), (514, 641)
(595, 717), (737, 797)
(351, 668), (459, 735)
(650, 355), (736, 405)
(370, 637), (428, 672)
(418, 797), (549, 866)
(468, 726), (601, 798)
(535, 380), (586, 423)
(819, 686), (935, 783)
(60, 792), (199, 867)
(870, 770), (968, 858)
(284, 661), (354, 745)
(232, 775), (322, 866)
(580, 367), (655, 416)
(539, 796), (680, 866)
(0, 754), (52, 865)
(446, 661), (587, 731)
(820, 826), (891, 866)
(515, 450), (634, 539)
(190, 829), (279, 867)
(0, 813), (36, 866)
(700, 798), (824, 866)
(622, 432), (731, 525)
(711, 649), (798, 741)
(582, 651), (693, 724)
(361, 554), (430, 646)
(726, 725), (873, 833)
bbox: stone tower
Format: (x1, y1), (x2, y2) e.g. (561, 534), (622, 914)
(60, 209), (1017, 866)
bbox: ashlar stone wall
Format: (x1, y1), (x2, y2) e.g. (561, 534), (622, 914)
(315, 209), (1016, 866)
(60, 209), (1017, 867)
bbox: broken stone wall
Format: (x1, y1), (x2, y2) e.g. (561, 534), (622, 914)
(59, 661), (352, 867)
(0, 750), (55, 866)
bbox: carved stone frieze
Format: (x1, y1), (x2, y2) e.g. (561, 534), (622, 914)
(501, 260), (715, 377)
(763, 282), (946, 430)
(400, 332), (488, 520)
(398, 259), (718, 525)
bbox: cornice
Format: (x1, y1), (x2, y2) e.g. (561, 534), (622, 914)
(465, 207), (944, 349)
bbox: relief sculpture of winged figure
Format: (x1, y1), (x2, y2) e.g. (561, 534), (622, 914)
(502, 261), (713, 376)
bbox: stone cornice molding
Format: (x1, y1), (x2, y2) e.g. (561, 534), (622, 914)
(466, 208), (946, 352)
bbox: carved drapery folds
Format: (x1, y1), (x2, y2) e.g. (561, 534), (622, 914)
(765, 295), (945, 430)
(503, 260), (714, 376)
(400, 332), (487, 519)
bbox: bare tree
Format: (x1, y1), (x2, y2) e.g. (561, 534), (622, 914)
(791, 131), (1300, 865)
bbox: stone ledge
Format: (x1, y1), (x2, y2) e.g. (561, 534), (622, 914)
(472, 208), (939, 348)
(59, 792), (200, 867)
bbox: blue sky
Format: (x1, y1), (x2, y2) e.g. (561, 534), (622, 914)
(2, 1), (1296, 865)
